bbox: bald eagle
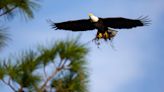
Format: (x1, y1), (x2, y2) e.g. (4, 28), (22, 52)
(51, 13), (150, 45)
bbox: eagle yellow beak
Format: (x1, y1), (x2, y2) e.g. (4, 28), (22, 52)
(88, 13), (93, 17)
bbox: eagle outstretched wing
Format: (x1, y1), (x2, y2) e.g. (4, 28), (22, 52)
(102, 16), (150, 29)
(52, 19), (95, 31)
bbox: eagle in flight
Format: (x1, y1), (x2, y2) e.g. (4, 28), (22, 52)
(51, 13), (150, 45)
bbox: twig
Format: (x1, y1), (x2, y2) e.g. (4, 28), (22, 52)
(58, 59), (63, 68)
(43, 66), (47, 79)
(39, 67), (59, 91)
(39, 59), (68, 91)
(2, 79), (17, 92)
(61, 59), (67, 69)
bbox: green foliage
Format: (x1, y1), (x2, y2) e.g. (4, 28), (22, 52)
(0, 0), (40, 20)
(0, 62), (5, 79)
(14, 50), (42, 88)
(0, 28), (9, 50)
(37, 44), (58, 66)
(50, 39), (89, 92)
(51, 66), (89, 92)
(0, 39), (89, 92)
(56, 39), (88, 60)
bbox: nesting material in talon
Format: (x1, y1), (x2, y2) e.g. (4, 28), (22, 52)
(108, 29), (118, 39)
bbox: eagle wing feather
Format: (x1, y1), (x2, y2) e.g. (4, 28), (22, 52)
(102, 17), (150, 29)
(52, 19), (95, 31)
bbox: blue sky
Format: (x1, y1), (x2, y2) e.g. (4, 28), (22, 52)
(1, 0), (164, 92)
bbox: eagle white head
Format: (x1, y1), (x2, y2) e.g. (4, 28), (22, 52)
(88, 13), (99, 22)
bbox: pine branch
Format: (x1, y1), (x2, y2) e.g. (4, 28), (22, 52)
(18, 85), (23, 92)
(0, 6), (17, 17)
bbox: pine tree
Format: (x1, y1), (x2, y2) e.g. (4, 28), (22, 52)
(0, 1), (90, 92)
(0, 39), (89, 92)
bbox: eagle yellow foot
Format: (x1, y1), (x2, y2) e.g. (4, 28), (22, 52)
(103, 31), (110, 40)
(96, 32), (110, 40)
(97, 32), (103, 39)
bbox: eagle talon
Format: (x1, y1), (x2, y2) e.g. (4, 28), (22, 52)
(92, 37), (101, 46)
